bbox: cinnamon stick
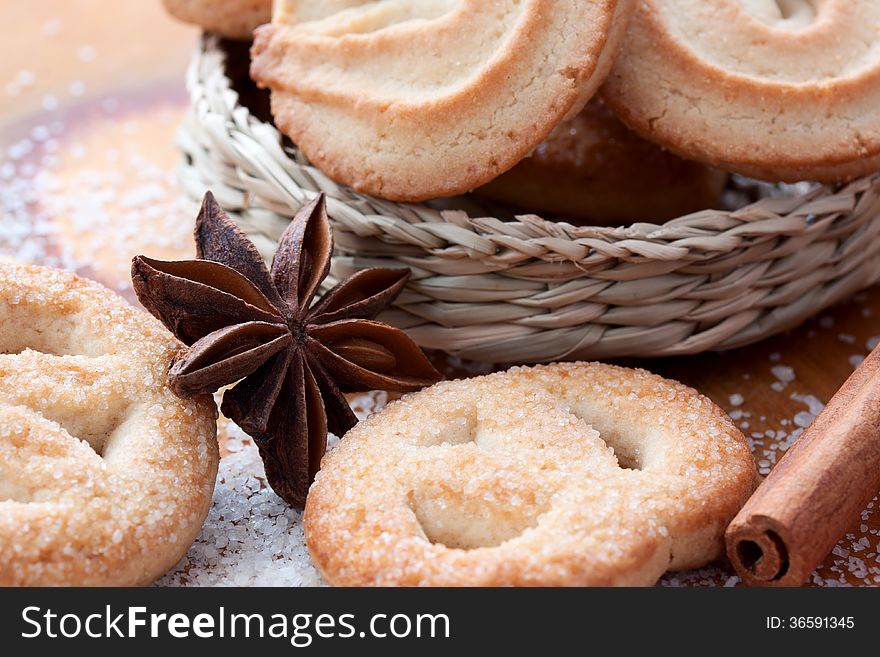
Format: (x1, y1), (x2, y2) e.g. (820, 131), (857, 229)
(726, 345), (880, 587)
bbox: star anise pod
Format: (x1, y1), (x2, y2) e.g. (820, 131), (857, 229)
(131, 192), (442, 507)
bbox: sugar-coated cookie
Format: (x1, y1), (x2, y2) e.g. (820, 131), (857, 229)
(305, 363), (758, 586)
(0, 263), (218, 586)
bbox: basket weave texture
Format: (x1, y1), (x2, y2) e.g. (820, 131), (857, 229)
(177, 35), (880, 363)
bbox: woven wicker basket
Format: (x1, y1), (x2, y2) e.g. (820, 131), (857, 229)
(177, 35), (880, 363)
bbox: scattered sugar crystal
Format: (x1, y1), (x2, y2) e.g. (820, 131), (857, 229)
(867, 336), (880, 351)
(728, 393), (744, 407)
(838, 333), (856, 344)
(849, 354), (865, 369)
(852, 537), (870, 553)
(101, 97), (119, 113)
(68, 80), (86, 97)
(76, 45), (97, 62)
(41, 95), (59, 111)
(791, 393), (825, 416)
(17, 70), (35, 87)
(42, 19), (62, 36)
(793, 412), (814, 429)
(159, 396), (370, 586)
(7, 139), (34, 161)
(30, 125), (50, 142)
(771, 365), (795, 383)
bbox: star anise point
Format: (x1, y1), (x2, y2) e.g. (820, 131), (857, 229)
(132, 192), (442, 508)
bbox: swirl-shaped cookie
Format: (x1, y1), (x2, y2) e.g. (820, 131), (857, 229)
(305, 363), (758, 586)
(0, 264), (218, 585)
(602, 0), (880, 183)
(277, 0), (372, 24)
(251, 0), (634, 201)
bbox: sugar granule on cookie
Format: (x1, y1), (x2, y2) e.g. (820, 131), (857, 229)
(131, 191), (441, 508)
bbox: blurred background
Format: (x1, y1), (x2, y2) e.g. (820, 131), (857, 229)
(1, 1), (196, 297)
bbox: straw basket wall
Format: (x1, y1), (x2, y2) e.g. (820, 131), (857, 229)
(176, 36), (880, 363)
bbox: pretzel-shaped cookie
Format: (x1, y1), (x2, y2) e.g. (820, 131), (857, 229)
(305, 363), (758, 586)
(0, 264), (218, 586)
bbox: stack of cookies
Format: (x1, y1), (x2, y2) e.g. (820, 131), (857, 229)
(163, 0), (880, 224)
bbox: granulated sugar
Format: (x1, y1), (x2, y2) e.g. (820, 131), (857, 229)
(770, 365), (796, 384)
(157, 393), (385, 587)
(0, 93), (192, 293)
(156, 423), (327, 587)
(791, 392), (825, 417)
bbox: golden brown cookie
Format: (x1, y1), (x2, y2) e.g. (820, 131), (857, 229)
(251, 0), (635, 201)
(162, 0), (270, 39)
(601, 0), (880, 183)
(305, 362), (758, 586)
(0, 263), (219, 586)
(475, 100), (727, 224)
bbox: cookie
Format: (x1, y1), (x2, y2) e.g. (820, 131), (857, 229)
(163, 0), (270, 39)
(601, 0), (880, 183)
(305, 362), (758, 586)
(475, 100), (727, 224)
(0, 263), (219, 585)
(276, 0), (372, 24)
(251, 0), (635, 201)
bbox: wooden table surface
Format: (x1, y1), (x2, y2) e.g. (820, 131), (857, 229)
(1, 1), (878, 587)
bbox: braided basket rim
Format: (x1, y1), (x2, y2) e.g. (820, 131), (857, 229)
(176, 34), (880, 363)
